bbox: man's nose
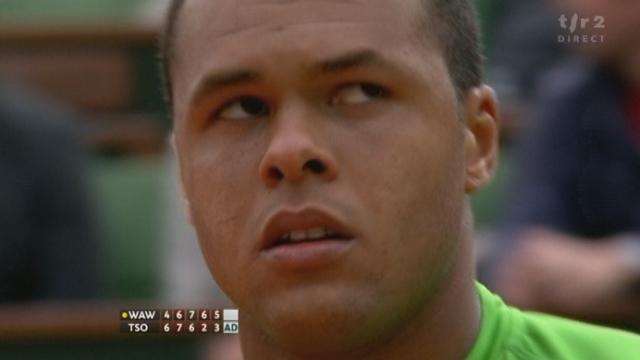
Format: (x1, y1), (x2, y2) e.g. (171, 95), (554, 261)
(258, 117), (338, 188)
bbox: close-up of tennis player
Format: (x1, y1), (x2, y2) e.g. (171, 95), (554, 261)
(160, 0), (640, 359)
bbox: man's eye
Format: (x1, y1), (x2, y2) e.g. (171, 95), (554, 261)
(216, 96), (269, 120)
(331, 83), (386, 106)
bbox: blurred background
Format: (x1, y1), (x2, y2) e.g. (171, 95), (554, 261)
(0, 0), (638, 359)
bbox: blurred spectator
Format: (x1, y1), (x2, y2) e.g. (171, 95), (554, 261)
(487, 0), (567, 103)
(491, 0), (640, 327)
(0, 83), (98, 302)
(484, 0), (568, 140)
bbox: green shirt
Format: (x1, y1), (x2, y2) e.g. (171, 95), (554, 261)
(466, 283), (640, 360)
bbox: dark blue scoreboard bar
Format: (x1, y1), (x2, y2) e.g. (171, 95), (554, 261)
(120, 309), (239, 334)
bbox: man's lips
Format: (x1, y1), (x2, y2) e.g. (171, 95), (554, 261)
(260, 207), (355, 251)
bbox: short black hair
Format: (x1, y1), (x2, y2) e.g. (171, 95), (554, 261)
(158, 0), (185, 110)
(423, 0), (484, 100)
(159, 0), (483, 109)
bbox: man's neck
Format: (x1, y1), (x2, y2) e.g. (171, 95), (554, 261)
(240, 237), (481, 360)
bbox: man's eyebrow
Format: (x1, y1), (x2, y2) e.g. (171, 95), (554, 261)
(316, 49), (397, 74)
(189, 50), (401, 105)
(190, 70), (261, 105)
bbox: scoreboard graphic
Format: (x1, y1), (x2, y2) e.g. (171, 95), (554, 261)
(120, 309), (239, 334)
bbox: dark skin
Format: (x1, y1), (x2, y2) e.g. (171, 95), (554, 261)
(170, 0), (499, 359)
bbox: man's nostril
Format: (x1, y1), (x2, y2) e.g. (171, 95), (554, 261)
(269, 167), (284, 180)
(305, 159), (326, 174)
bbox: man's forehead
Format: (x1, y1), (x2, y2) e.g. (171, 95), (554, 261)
(178, 0), (419, 40)
(171, 0), (437, 114)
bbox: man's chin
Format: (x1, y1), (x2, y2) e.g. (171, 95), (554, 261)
(251, 288), (382, 354)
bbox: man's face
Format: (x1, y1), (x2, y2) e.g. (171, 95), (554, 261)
(173, 0), (469, 350)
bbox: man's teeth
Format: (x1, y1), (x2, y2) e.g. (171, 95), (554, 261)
(281, 227), (338, 243)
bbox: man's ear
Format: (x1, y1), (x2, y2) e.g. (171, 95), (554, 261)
(462, 85), (500, 193)
(171, 133), (194, 225)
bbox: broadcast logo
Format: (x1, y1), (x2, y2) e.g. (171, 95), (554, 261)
(558, 13), (605, 44)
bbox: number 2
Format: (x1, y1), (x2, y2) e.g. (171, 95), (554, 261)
(594, 16), (605, 28)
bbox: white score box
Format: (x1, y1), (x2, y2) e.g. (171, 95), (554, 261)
(223, 309), (239, 321)
(223, 309), (239, 334)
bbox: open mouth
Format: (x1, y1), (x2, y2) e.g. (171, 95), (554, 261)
(259, 207), (356, 270)
(260, 207), (355, 251)
(272, 226), (351, 247)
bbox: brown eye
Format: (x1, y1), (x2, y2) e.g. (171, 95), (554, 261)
(331, 83), (386, 106)
(217, 96), (269, 120)
(361, 83), (384, 98)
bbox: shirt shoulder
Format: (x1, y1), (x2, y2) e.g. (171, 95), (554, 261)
(468, 283), (640, 360)
(507, 310), (640, 360)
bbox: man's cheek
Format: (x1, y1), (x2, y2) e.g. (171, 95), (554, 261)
(192, 181), (227, 223)
(189, 174), (237, 248)
(199, 243), (239, 303)
(193, 209), (241, 288)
